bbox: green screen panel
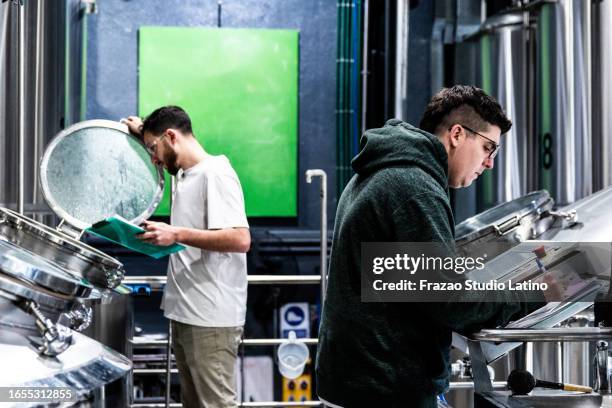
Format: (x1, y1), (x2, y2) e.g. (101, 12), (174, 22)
(139, 27), (298, 217)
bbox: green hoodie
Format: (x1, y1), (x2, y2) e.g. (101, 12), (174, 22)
(316, 119), (544, 406)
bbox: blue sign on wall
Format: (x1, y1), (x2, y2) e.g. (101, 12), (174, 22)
(280, 302), (309, 338)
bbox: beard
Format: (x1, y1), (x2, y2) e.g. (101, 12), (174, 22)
(163, 146), (180, 175)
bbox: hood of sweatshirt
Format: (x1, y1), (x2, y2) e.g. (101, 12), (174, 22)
(351, 119), (449, 189)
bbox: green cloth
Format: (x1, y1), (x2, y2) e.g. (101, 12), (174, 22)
(315, 119), (544, 406)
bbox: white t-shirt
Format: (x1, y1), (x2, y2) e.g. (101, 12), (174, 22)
(161, 155), (249, 327)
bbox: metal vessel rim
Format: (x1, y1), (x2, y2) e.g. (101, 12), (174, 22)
(39, 119), (165, 231)
(0, 207), (122, 270)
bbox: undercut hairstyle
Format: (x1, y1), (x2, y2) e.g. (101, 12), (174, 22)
(141, 105), (193, 137)
(419, 85), (512, 136)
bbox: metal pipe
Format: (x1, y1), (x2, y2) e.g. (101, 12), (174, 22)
(383, 0), (389, 119)
(583, 0), (592, 198)
(33, 0), (43, 211)
(123, 275), (322, 290)
(63, 0), (71, 125)
(597, 0), (612, 188)
(130, 401), (325, 407)
(241, 338), (318, 346)
(165, 320), (172, 408)
(17, 0), (25, 214)
(133, 369), (179, 375)
(560, 0), (576, 204)
(240, 403), (321, 408)
(394, 0), (409, 120)
(0, 3), (8, 209)
(249, 275), (322, 285)
(129, 404), (182, 408)
(131, 337), (319, 347)
(165, 176), (177, 408)
(448, 381), (507, 390)
(360, 0), (369, 135)
(305, 170), (328, 303)
(472, 327), (612, 342)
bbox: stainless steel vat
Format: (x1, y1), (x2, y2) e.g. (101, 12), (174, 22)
(0, 207), (124, 289)
(477, 12), (531, 206)
(0, 118), (164, 405)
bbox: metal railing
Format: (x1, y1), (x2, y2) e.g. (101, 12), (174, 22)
(124, 275), (322, 291)
(128, 274), (325, 408)
(472, 327), (612, 342)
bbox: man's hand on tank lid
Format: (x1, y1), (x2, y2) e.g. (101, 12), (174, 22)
(121, 116), (143, 137)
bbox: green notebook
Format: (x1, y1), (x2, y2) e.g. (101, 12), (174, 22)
(86, 216), (185, 259)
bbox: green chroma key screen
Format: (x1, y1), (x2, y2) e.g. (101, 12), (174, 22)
(139, 27), (298, 217)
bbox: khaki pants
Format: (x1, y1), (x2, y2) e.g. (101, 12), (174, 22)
(171, 320), (243, 408)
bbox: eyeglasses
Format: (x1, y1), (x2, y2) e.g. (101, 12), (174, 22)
(144, 133), (166, 155)
(459, 124), (500, 159)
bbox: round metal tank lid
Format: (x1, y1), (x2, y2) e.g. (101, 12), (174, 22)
(39, 120), (164, 230)
(455, 190), (553, 240)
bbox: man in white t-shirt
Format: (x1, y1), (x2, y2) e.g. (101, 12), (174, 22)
(125, 106), (250, 408)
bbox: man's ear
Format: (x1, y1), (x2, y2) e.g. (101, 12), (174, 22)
(166, 129), (177, 144)
(448, 124), (462, 148)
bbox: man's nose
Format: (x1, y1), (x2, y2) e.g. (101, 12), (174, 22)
(151, 155), (162, 166)
(483, 156), (494, 169)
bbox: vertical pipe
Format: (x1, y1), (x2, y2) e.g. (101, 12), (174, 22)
(594, 0), (612, 190)
(383, 0), (390, 119)
(525, 342), (534, 374)
(80, 7), (88, 121)
(64, 0), (73, 127)
(165, 320), (172, 408)
(0, 4), (8, 208)
(306, 170), (328, 303)
(361, 0), (369, 135)
(603, 2), (612, 188)
(320, 174), (327, 301)
(335, 0), (344, 196)
(582, 0), (592, 198)
(33, 0), (44, 213)
(351, 0), (360, 157)
(539, 4), (554, 194)
(521, 11), (529, 194)
(525, 12), (537, 192)
(560, 0), (575, 204)
(556, 341), (563, 383)
(165, 175), (177, 408)
(344, 3), (351, 172)
(17, 0), (25, 214)
(394, 0), (409, 120)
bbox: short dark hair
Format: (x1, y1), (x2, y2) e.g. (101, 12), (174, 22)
(141, 105), (193, 136)
(419, 85), (512, 136)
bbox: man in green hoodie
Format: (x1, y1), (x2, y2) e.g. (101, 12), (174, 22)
(316, 85), (547, 407)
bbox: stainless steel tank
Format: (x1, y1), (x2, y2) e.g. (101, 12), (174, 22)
(0, 119), (165, 406)
(0, 235), (131, 406)
(477, 12), (531, 207)
(0, 0), (84, 218)
(592, 0), (612, 192)
(465, 1), (593, 208)
(535, 0), (593, 206)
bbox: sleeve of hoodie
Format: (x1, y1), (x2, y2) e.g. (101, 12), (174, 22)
(392, 190), (546, 335)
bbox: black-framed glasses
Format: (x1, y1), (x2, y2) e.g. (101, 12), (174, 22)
(459, 124), (500, 159)
(144, 133), (166, 155)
